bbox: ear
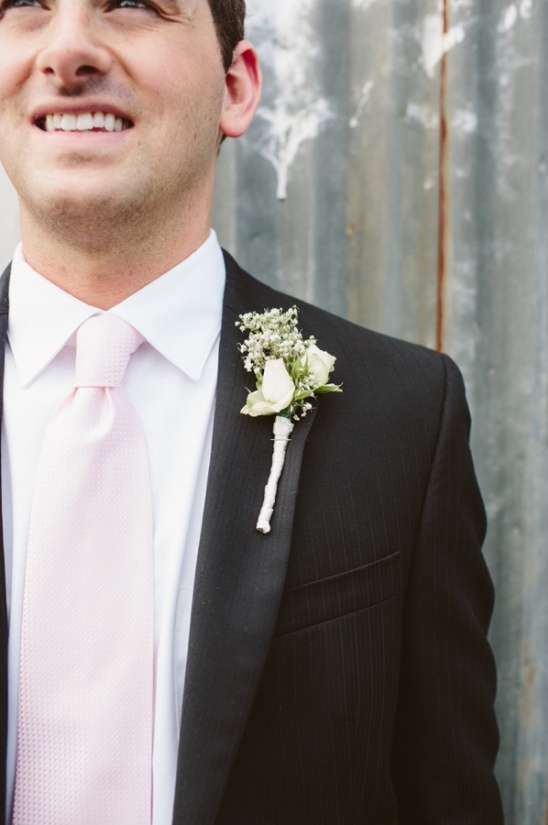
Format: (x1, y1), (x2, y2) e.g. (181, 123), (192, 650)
(220, 40), (262, 139)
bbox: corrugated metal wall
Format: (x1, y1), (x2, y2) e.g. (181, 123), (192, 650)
(0, 0), (546, 821)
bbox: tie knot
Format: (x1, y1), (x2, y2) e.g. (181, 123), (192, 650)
(75, 314), (144, 388)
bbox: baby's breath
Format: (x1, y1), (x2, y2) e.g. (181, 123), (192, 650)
(238, 308), (312, 369)
(236, 306), (340, 420)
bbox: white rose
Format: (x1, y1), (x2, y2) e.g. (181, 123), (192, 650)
(241, 358), (295, 417)
(306, 344), (336, 388)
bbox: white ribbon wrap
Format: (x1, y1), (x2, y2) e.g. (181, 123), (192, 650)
(256, 415), (295, 534)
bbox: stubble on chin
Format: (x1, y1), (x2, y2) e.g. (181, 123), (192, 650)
(20, 180), (161, 256)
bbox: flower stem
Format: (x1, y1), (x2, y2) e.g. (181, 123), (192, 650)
(256, 415), (295, 534)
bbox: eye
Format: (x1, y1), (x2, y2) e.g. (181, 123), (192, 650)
(104, 0), (170, 20)
(1, 0), (41, 9)
(0, 0), (44, 19)
(108, 0), (151, 9)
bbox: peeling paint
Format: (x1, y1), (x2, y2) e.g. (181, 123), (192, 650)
(421, 15), (466, 78)
(405, 102), (440, 130)
(350, 0), (381, 8)
(255, 100), (334, 201)
(499, 3), (519, 32)
(349, 81), (374, 129)
(498, 0), (534, 33)
(421, 14), (443, 79)
(452, 107), (478, 134)
(247, 0), (334, 200)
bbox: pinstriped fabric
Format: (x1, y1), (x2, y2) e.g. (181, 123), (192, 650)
(174, 257), (501, 825)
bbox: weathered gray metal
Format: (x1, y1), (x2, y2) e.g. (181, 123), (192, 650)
(0, 0), (545, 821)
(214, 0), (443, 345)
(441, 3), (548, 823)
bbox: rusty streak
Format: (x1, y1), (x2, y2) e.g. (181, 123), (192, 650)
(436, 0), (449, 353)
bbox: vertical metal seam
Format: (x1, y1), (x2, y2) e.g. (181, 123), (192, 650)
(436, 0), (449, 353)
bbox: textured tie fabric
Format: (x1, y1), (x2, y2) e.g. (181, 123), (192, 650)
(13, 314), (154, 825)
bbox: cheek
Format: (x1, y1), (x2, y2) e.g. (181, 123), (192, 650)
(0, 62), (13, 107)
(150, 74), (222, 145)
(0, 49), (27, 113)
(152, 49), (225, 114)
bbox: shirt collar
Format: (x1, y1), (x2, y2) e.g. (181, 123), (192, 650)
(8, 231), (226, 387)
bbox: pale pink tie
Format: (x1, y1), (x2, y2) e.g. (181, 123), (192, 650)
(13, 314), (154, 825)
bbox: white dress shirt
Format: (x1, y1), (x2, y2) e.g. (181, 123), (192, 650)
(1, 232), (226, 824)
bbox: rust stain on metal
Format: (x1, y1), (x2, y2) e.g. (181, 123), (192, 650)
(436, 0), (449, 353)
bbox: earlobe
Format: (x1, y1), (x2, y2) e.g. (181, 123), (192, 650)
(220, 40), (262, 139)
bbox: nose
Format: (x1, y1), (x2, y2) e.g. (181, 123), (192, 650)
(35, 2), (113, 89)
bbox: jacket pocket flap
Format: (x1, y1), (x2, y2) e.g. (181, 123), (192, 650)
(274, 550), (400, 636)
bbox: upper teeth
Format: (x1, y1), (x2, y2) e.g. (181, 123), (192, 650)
(44, 112), (128, 133)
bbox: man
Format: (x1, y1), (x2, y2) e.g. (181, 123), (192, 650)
(0, 0), (503, 823)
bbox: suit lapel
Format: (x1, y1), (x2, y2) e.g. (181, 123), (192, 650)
(172, 255), (316, 825)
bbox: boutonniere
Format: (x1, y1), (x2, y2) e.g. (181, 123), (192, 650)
(236, 306), (342, 534)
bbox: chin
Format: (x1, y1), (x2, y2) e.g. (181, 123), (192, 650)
(24, 187), (140, 249)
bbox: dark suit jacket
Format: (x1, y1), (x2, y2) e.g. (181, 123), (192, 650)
(0, 252), (503, 824)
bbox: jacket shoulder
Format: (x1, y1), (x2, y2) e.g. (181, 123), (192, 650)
(222, 249), (455, 399)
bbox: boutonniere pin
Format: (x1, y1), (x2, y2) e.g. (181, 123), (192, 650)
(236, 306), (341, 534)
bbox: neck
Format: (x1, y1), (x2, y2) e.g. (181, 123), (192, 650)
(18, 204), (212, 310)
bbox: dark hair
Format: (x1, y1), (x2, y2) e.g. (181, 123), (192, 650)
(207, 0), (246, 71)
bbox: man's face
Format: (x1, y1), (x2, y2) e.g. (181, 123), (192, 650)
(0, 0), (231, 239)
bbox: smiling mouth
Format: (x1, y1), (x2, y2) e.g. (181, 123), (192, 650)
(35, 112), (133, 133)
